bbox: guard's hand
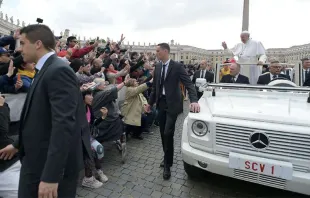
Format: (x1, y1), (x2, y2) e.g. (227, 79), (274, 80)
(190, 102), (200, 113)
(38, 182), (58, 198)
(0, 144), (18, 160)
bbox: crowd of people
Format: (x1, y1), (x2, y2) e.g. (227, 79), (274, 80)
(0, 24), (202, 197)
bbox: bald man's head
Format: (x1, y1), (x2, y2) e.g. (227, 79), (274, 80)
(200, 60), (208, 69)
(229, 63), (241, 76)
(93, 58), (103, 68)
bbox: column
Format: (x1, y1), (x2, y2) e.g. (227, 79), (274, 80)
(242, 0), (249, 31)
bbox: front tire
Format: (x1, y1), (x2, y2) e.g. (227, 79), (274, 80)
(183, 161), (200, 178)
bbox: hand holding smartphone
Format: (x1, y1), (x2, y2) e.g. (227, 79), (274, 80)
(17, 74), (21, 81)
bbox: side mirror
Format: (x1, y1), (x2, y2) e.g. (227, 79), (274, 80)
(196, 78), (207, 92)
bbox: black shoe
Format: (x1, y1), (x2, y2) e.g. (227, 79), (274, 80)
(160, 160), (172, 168)
(163, 167), (171, 180)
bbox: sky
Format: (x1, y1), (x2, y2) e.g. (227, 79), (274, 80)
(1, 0), (309, 50)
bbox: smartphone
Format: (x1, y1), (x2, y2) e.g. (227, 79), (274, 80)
(17, 74), (21, 81)
(97, 37), (99, 41)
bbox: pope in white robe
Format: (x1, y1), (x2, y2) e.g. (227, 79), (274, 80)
(222, 31), (267, 85)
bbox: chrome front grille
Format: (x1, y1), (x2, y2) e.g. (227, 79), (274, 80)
(216, 123), (310, 161)
(233, 169), (286, 189)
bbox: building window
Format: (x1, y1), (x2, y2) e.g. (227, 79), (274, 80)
(181, 56), (183, 59)
(186, 56), (188, 59)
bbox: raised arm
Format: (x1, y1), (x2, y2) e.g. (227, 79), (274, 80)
(125, 83), (151, 98)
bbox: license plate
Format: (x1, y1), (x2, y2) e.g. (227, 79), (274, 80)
(229, 152), (293, 180)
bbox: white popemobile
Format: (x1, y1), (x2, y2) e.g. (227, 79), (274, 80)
(181, 62), (310, 195)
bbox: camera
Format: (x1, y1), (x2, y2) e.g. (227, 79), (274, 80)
(36, 18), (43, 24)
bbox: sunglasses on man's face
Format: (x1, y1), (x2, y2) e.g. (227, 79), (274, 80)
(71, 40), (78, 43)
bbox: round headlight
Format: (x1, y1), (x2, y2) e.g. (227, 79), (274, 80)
(191, 120), (208, 137)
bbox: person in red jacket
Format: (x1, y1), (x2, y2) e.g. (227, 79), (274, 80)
(58, 36), (99, 60)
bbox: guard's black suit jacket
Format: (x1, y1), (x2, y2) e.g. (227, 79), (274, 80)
(303, 72), (310, 86)
(14, 54), (84, 196)
(220, 74), (250, 84)
(148, 60), (198, 115)
(257, 73), (291, 85)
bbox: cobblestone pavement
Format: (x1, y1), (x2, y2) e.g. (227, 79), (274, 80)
(76, 102), (309, 198)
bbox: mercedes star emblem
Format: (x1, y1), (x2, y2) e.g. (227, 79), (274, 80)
(249, 132), (270, 149)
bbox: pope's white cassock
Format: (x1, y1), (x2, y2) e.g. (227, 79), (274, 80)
(224, 37), (267, 85)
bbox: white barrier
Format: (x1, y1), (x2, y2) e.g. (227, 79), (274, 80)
(5, 93), (26, 122)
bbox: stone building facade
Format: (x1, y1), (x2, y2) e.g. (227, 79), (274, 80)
(266, 43), (310, 64)
(124, 41), (310, 66)
(0, 11), (27, 36)
(121, 40), (231, 65)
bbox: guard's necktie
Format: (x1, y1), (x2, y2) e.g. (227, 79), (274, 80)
(31, 69), (39, 85)
(160, 64), (167, 96)
(200, 70), (204, 78)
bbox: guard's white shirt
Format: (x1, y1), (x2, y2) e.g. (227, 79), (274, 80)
(36, 51), (55, 71)
(161, 59), (170, 95)
(32, 51), (55, 84)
